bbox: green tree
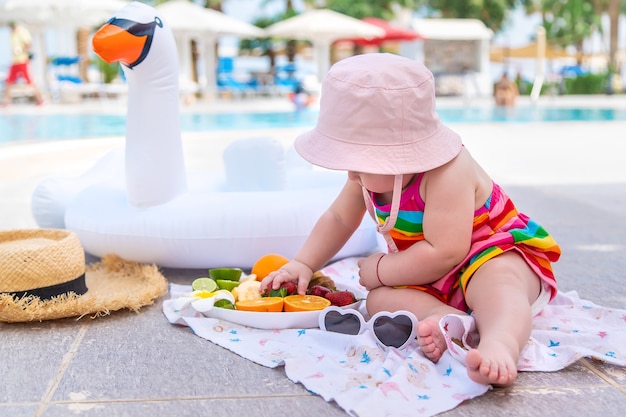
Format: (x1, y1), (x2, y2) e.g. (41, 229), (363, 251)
(521, 1), (605, 64)
(419, 0), (518, 33)
(239, 16), (279, 72)
(542, 0), (601, 59)
(310, 0), (419, 20)
(592, 0), (623, 77)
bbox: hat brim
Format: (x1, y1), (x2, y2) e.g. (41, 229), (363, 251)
(0, 254), (168, 323)
(295, 122), (463, 175)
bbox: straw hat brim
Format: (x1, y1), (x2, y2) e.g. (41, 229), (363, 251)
(0, 254), (168, 323)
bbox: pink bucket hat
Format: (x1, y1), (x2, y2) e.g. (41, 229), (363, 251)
(295, 53), (462, 174)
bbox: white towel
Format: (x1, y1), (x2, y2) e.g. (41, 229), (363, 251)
(163, 257), (626, 417)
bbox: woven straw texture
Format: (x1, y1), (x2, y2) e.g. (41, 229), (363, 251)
(0, 229), (85, 292)
(0, 253), (168, 323)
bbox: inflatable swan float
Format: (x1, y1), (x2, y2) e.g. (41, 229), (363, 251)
(31, 2), (377, 269)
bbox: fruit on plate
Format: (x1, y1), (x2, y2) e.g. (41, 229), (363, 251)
(238, 273), (257, 283)
(236, 297), (284, 312)
(213, 289), (236, 303)
(191, 277), (218, 293)
(208, 267), (243, 281)
(251, 253), (289, 281)
(262, 281), (297, 298)
(325, 290), (357, 307)
(283, 295), (331, 312)
(308, 270), (337, 291)
(307, 285), (332, 298)
(215, 279), (240, 291)
(307, 284), (358, 307)
(214, 299), (235, 310)
(233, 280), (262, 302)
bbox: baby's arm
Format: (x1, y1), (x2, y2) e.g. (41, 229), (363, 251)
(361, 155), (478, 289)
(261, 179), (366, 295)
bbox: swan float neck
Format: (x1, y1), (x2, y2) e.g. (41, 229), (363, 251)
(92, 1), (187, 208)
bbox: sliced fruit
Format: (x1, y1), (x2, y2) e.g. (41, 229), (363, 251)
(236, 280), (263, 302)
(192, 277), (218, 293)
(283, 295), (331, 312)
(236, 297), (284, 312)
(214, 299), (235, 310)
(216, 279), (240, 291)
(251, 254), (289, 281)
(208, 267), (243, 281)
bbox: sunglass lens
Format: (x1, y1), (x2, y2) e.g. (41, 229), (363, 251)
(324, 311), (362, 335)
(372, 315), (414, 348)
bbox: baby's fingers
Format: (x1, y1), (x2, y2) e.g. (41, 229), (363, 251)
(262, 269), (291, 290)
(296, 278), (309, 296)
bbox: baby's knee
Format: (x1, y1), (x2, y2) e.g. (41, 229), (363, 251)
(364, 286), (394, 316)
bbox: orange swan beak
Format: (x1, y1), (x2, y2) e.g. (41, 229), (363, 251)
(92, 17), (161, 68)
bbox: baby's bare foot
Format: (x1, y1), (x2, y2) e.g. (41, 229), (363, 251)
(466, 343), (518, 386)
(417, 318), (447, 362)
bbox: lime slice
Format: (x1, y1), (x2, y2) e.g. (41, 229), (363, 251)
(214, 299), (235, 309)
(192, 277), (218, 293)
(216, 279), (240, 291)
(208, 268), (242, 281)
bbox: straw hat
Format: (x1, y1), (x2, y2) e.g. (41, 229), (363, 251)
(295, 53), (462, 174)
(0, 229), (168, 322)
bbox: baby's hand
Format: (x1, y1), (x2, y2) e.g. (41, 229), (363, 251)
(357, 253), (386, 291)
(260, 260), (314, 295)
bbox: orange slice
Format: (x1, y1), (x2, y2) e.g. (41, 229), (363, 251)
(235, 297), (284, 312)
(283, 295), (331, 312)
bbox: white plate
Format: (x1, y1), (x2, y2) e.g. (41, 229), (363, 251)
(205, 299), (363, 330)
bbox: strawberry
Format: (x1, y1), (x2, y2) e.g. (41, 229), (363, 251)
(325, 290), (356, 307)
(264, 281), (298, 298)
(282, 281), (297, 296)
(308, 285), (332, 298)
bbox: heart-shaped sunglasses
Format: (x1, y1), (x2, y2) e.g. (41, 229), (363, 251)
(319, 306), (418, 350)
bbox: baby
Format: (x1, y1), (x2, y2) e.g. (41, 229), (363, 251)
(260, 53), (561, 386)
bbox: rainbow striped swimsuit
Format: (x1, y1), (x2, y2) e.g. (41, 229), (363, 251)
(372, 173), (561, 313)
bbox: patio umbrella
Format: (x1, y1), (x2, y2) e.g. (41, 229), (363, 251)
(342, 17), (422, 46)
(156, 0), (264, 37)
(0, 0), (128, 28)
(265, 9), (385, 82)
(156, 0), (265, 98)
(489, 42), (571, 62)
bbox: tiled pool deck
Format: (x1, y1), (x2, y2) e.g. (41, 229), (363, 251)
(1, 95), (625, 416)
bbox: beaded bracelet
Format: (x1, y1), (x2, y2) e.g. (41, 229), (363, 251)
(375, 254), (386, 286)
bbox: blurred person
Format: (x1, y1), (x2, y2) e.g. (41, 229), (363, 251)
(494, 72), (518, 107)
(2, 21), (44, 106)
(289, 81), (313, 112)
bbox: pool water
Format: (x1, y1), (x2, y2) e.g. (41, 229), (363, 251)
(2, 106), (626, 144)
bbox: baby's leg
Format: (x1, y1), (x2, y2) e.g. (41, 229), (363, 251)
(464, 251), (541, 386)
(366, 286), (464, 362)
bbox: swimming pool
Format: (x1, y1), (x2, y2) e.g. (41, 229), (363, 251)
(2, 106), (626, 144)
